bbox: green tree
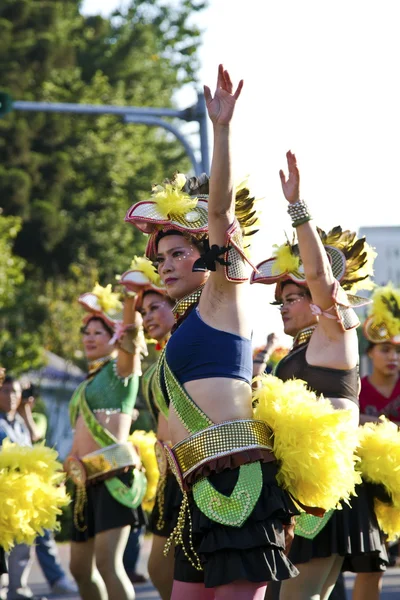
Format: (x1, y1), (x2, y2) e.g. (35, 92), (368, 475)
(0, 0), (206, 364)
(0, 214), (45, 374)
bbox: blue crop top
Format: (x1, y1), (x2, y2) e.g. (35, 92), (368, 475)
(166, 307), (253, 385)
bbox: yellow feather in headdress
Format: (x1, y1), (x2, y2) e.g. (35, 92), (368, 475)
(252, 375), (361, 509)
(320, 226), (377, 292)
(271, 243), (300, 275)
(0, 440), (69, 551)
(151, 173), (198, 218)
(92, 282), (122, 314)
(130, 256), (163, 287)
(129, 430), (159, 512)
(367, 285), (400, 339)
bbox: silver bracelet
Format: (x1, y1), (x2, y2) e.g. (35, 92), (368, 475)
(287, 199), (312, 227)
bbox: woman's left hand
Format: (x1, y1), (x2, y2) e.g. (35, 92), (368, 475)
(204, 63), (243, 126)
(279, 150), (300, 204)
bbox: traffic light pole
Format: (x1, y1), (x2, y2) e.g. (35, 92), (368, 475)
(11, 94), (210, 175)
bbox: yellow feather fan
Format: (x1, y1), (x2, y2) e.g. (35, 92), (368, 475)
(92, 282), (122, 314)
(252, 375), (361, 509)
(0, 440), (70, 551)
(129, 430), (159, 512)
(356, 417), (400, 539)
(129, 256), (163, 287)
(367, 284), (400, 339)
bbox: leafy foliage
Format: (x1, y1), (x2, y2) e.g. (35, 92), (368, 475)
(0, 0), (206, 368)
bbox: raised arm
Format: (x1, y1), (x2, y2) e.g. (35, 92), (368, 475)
(116, 295), (145, 378)
(279, 151), (339, 324)
(204, 64), (243, 259)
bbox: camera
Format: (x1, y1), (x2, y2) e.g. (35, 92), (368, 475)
(21, 383), (36, 402)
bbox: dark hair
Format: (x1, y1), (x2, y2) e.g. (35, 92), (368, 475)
(366, 341), (376, 353)
(280, 280), (312, 298)
(80, 316), (114, 337)
(155, 229), (205, 256)
(3, 375), (20, 387)
(142, 289), (174, 307)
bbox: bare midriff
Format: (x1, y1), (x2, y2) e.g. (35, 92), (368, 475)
(169, 377), (253, 445)
(71, 412), (132, 458)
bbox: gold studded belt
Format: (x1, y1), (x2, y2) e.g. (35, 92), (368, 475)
(172, 419), (273, 481)
(81, 442), (140, 482)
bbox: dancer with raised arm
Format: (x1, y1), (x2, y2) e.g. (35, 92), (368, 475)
(252, 151), (387, 600)
(125, 65), (299, 600)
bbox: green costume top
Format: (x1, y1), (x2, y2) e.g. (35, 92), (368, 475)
(84, 359), (139, 416)
(68, 357), (146, 514)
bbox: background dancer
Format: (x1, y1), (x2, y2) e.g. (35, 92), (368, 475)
(120, 259), (177, 599)
(253, 150), (387, 600)
(351, 284), (400, 600)
(125, 64), (298, 600)
(66, 284), (146, 600)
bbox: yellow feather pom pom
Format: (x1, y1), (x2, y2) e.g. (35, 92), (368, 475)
(129, 430), (159, 512)
(252, 375), (361, 509)
(92, 282), (122, 314)
(374, 499), (400, 542)
(129, 256), (163, 287)
(357, 417), (400, 506)
(151, 173), (198, 219)
(0, 441), (70, 551)
(271, 243), (300, 275)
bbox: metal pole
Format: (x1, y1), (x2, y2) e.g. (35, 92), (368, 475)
(12, 99), (208, 175)
(124, 115), (202, 176)
(12, 100), (187, 120)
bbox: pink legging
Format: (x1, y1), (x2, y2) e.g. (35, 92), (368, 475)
(171, 580), (268, 600)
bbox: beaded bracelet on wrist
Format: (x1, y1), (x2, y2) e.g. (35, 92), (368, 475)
(287, 199), (312, 228)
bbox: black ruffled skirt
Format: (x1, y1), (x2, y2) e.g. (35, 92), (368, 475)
(71, 470), (147, 542)
(289, 482), (388, 572)
(148, 471), (183, 537)
(174, 460), (299, 588)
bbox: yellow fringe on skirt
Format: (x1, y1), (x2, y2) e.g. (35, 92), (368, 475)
(252, 375), (361, 510)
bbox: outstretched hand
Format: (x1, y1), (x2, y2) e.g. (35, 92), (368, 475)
(204, 64), (243, 126)
(279, 150), (300, 204)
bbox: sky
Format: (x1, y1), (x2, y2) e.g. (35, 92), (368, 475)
(81, 0), (400, 347)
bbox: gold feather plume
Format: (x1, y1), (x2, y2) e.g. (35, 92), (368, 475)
(317, 226), (376, 292)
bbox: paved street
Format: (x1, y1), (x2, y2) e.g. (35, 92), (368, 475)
(1, 537), (399, 599)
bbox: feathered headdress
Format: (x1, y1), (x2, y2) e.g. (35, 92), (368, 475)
(79, 282), (123, 331)
(124, 172), (259, 261)
(363, 284), (400, 344)
(251, 226), (376, 304)
(118, 256), (168, 309)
